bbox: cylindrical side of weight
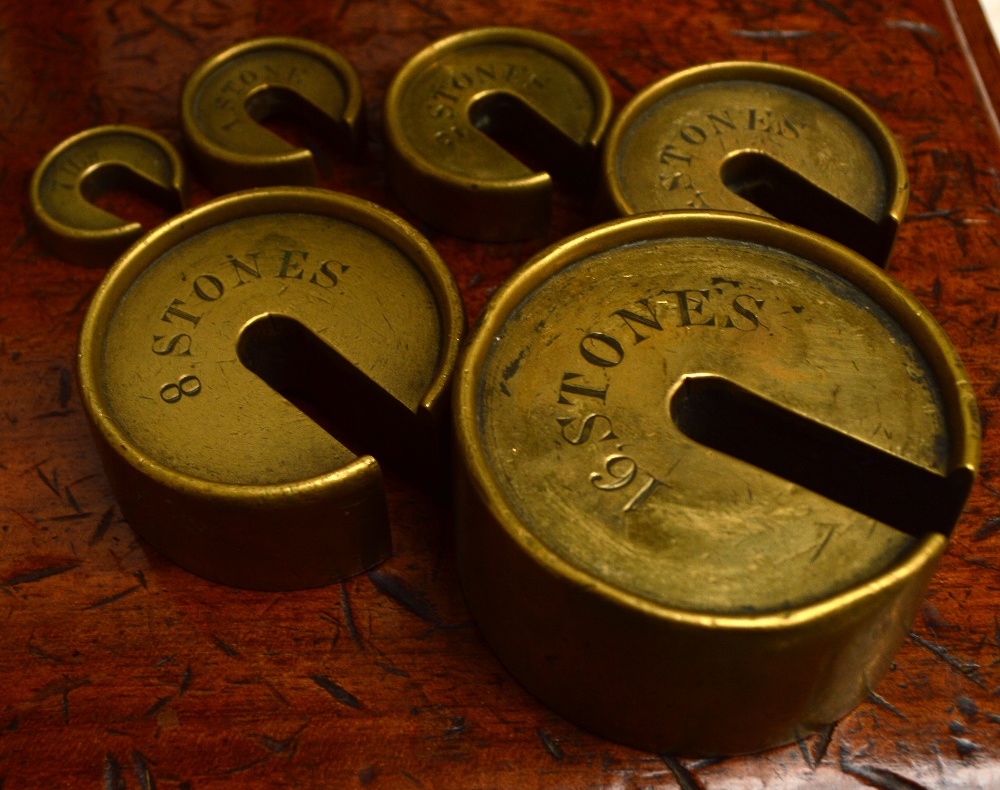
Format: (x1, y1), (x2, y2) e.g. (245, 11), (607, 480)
(455, 458), (944, 754)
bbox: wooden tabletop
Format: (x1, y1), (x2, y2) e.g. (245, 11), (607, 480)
(2, 1), (1000, 787)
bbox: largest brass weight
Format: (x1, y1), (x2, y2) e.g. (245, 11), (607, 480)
(454, 212), (979, 754)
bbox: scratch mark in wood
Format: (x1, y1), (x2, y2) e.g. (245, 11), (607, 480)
(85, 584), (141, 610)
(660, 755), (704, 790)
(728, 29), (813, 39)
(908, 632), (984, 686)
(537, 728), (564, 760)
(444, 717), (465, 737)
(910, 209), (959, 220)
(341, 582), (364, 650)
(797, 736), (816, 768)
(367, 570), (440, 624)
(956, 696), (979, 720)
(812, 0), (850, 23)
(220, 757), (268, 775)
(139, 5), (195, 43)
(868, 691), (908, 719)
(885, 20), (940, 36)
(179, 665), (192, 696)
(401, 771), (425, 787)
(134, 570), (147, 589)
(211, 635), (239, 657)
(839, 745), (930, 788)
(608, 68), (637, 93)
(88, 506), (117, 546)
(58, 367), (72, 408)
(812, 722), (835, 765)
(973, 515), (1000, 540)
(37, 466), (60, 497)
(259, 735), (297, 755)
(64, 486), (82, 513)
(144, 695), (172, 717)
(375, 661), (409, 678)
(951, 736), (981, 757)
(310, 674), (362, 709)
(105, 753), (126, 790)
(132, 749), (156, 790)
(4, 562), (77, 587)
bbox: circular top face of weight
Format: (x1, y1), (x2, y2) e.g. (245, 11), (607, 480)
(80, 188), (462, 489)
(181, 37), (363, 189)
(384, 27), (611, 185)
(457, 213), (977, 616)
(602, 62), (908, 266)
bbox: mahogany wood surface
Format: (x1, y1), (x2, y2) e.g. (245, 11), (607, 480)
(2, 1), (1000, 787)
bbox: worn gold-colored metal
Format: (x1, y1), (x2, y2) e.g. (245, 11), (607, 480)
(29, 125), (187, 266)
(384, 27), (612, 241)
(603, 62), (909, 266)
(454, 211), (979, 754)
(78, 187), (464, 590)
(181, 37), (365, 192)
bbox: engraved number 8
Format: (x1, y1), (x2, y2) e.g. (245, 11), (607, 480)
(160, 375), (202, 403)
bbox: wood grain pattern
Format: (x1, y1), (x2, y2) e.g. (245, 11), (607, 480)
(2, 1), (999, 787)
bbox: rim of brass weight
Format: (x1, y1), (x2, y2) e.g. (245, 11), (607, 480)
(383, 26), (613, 241)
(453, 211), (979, 754)
(601, 61), (909, 263)
(78, 187), (464, 589)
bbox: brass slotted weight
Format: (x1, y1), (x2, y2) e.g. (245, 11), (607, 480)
(78, 188), (464, 590)
(181, 37), (365, 191)
(602, 62), (909, 266)
(384, 27), (612, 241)
(454, 212), (979, 754)
(30, 125), (187, 266)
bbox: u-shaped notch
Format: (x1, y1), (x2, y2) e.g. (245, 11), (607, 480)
(181, 37), (366, 192)
(384, 27), (613, 242)
(30, 125), (187, 266)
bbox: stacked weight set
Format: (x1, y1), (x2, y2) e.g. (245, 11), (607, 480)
(28, 28), (979, 755)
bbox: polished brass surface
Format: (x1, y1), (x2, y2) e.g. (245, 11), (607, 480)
(454, 212), (978, 754)
(181, 37), (364, 192)
(78, 188), (464, 590)
(29, 125), (187, 266)
(602, 62), (909, 266)
(384, 27), (612, 241)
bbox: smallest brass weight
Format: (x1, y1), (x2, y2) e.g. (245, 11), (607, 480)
(30, 125), (187, 266)
(384, 27), (612, 241)
(181, 37), (365, 192)
(602, 62), (909, 266)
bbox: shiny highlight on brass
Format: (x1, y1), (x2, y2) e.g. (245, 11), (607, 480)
(602, 62), (909, 266)
(78, 188), (464, 590)
(181, 37), (365, 192)
(384, 27), (612, 241)
(454, 212), (978, 754)
(30, 125), (187, 266)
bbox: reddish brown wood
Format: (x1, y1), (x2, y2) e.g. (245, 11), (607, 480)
(2, 1), (1000, 787)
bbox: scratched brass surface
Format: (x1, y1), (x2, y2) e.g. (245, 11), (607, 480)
(454, 211), (979, 754)
(602, 62), (908, 266)
(181, 37), (365, 191)
(78, 187), (464, 590)
(29, 125), (187, 266)
(384, 27), (612, 241)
